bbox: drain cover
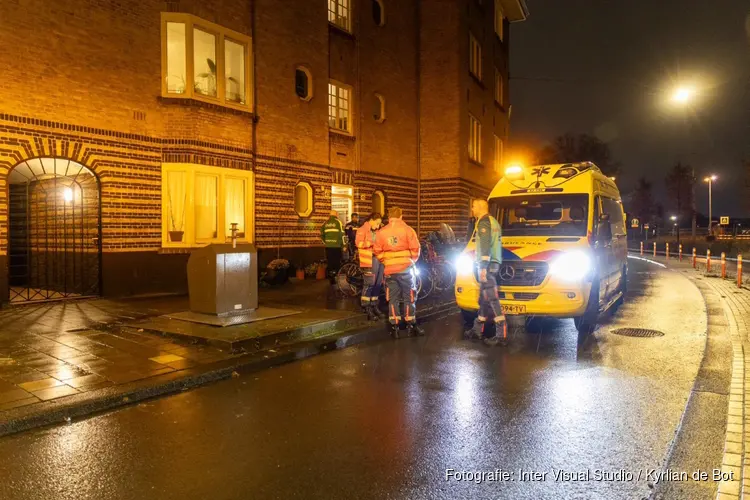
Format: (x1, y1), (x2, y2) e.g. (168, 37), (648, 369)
(611, 328), (665, 338)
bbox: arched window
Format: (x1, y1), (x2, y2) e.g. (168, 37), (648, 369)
(373, 93), (386, 123)
(372, 190), (385, 216)
(295, 67), (312, 101)
(372, 0), (385, 26)
(294, 182), (314, 217)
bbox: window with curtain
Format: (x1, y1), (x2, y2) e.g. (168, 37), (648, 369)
(225, 177), (246, 237)
(494, 0), (504, 40)
(328, 81), (352, 132)
(469, 33), (482, 80)
(328, 0), (351, 32)
(162, 164), (254, 247)
(165, 22), (187, 94)
(195, 173), (218, 240)
(469, 114), (482, 163)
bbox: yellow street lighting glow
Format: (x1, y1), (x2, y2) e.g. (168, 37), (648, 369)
(703, 175), (717, 182)
(672, 86), (695, 104)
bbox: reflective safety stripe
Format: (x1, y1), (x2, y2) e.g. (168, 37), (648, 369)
(480, 256), (490, 261)
(404, 316), (415, 321)
(324, 228), (341, 232)
(359, 248), (373, 268)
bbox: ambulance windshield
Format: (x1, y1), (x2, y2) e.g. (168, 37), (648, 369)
(491, 194), (589, 237)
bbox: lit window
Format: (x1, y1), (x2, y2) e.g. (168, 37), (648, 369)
(295, 67), (312, 101)
(373, 93), (386, 123)
(469, 33), (482, 80)
(165, 23), (187, 94)
(294, 182), (314, 217)
(494, 68), (503, 106)
(225, 39), (247, 104)
(494, 135), (503, 170)
(494, 0), (504, 40)
(328, 81), (352, 132)
(372, 190), (385, 216)
(161, 13), (251, 109)
(328, 0), (351, 32)
(162, 164), (254, 247)
(469, 115), (482, 163)
(372, 0), (385, 26)
(332, 185), (353, 223)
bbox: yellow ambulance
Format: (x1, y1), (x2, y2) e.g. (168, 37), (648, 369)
(454, 162), (628, 334)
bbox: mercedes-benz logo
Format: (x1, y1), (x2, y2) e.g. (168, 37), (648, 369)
(499, 264), (515, 281)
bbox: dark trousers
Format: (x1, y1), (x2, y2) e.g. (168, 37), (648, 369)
(386, 271), (416, 325)
(361, 259), (384, 307)
(325, 247), (342, 277)
(479, 263), (504, 322)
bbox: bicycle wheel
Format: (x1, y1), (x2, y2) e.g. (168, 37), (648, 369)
(417, 271), (433, 300)
(336, 263), (363, 297)
(433, 263), (455, 292)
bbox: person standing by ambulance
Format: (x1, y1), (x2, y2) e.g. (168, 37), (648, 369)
(320, 210), (344, 283)
(355, 213), (384, 321)
(468, 199), (507, 346)
(373, 207), (424, 338)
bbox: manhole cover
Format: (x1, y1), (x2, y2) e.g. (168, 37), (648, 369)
(611, 328), (665, 338)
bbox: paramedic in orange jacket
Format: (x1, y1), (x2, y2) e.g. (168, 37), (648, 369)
(373, 206), (424, 338)
(355, 212), (384, 321)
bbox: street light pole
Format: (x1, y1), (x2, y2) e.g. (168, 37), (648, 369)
(704, 175), (717, 235)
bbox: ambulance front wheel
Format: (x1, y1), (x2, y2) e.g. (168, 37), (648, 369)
(574, 278), (600, 336)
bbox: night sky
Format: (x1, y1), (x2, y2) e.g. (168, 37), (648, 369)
(510, 0), (750, 218)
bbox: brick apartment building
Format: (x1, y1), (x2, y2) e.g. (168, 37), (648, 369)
(0, 0), (527, 303)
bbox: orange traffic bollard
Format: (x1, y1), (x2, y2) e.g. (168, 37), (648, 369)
(721, 252), (726, 279)
(666, 243), (670, 260)
(706, 249), (712, 273)
(739, 254), (743, 288)
(692, 248), (697, 268)
(640, 241), (644, 256)
(653, 242), (657, 258)
(679, 244), (683, 262)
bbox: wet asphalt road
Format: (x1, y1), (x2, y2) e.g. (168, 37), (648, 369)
(0, 258), (709, 500)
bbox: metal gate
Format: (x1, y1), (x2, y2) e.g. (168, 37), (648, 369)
(8, 158), (101, 303)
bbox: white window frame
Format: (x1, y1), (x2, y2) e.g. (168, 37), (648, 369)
(331, 184), (354, 223)
(469, 115), (482, 164)
(160, 13), (253, 111)
(328, 0), (352, 33)
(294, 181), (314, 218)
(328, 80), (353, 133)
(469, 33), (482, 81)
(295, 66), (313, 101)
(494, 67), (504, 106)
(494, 0), (505, 41)
(494, 135), (503, 171)
(161, 163), (255, 248)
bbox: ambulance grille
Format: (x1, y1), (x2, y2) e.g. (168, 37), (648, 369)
(498, 262), (548, 287)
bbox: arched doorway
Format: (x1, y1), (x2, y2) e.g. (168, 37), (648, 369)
(8, 158), (101, 303)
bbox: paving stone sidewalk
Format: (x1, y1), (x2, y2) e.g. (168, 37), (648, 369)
(0, 279), (456, 429)
(634, 253), (750, 499)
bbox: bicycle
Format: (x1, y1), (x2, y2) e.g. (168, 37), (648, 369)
(336, 255), (424, 299)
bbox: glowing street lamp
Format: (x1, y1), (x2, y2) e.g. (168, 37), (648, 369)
(671, 86), (695, 105)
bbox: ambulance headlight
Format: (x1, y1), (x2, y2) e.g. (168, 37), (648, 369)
(454, 254), (474, 276)
(549, 251), (592, 282)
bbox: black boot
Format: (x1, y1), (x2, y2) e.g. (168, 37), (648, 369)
(484, 319), (508, 346)
(466, 318), (485, 340)
(407, 323), (425, 337)
(389, 323), (400, 339)
(366, 306), (380, 322)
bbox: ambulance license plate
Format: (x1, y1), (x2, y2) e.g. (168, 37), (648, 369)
(501, 304), (527, 315)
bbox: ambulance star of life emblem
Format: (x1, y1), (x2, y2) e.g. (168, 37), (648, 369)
(388, 236), (399, 245)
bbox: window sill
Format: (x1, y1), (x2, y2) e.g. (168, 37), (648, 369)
(328, 22), (355, 39)
(329, 128), (356, 141)
(159, 241), (253, 254)
(469, 159), (484, 168)
(470, 73), (485, 89)
(495, 33), (505, 44)
(159, 95), (254, 116)
(494, 101), (507, 113)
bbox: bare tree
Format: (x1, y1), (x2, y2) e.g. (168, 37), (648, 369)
(536, 133), (621, 176)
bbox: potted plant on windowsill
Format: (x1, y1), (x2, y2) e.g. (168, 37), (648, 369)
(167, 189), (186, 243)
(265, 259), (290, 285)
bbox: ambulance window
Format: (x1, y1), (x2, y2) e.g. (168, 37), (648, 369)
(602, 198), (625, 235)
